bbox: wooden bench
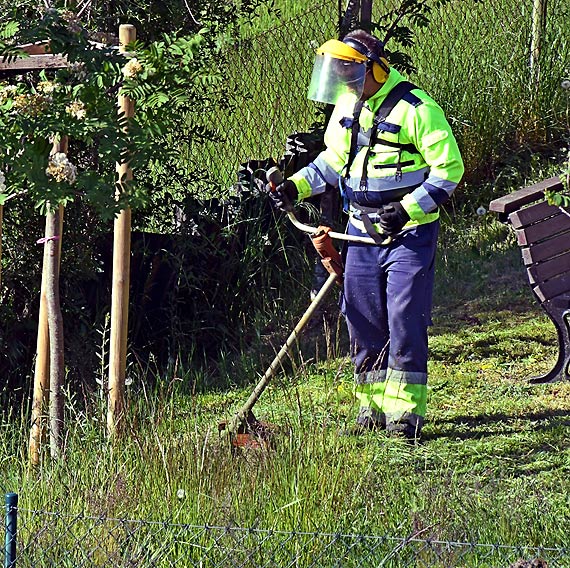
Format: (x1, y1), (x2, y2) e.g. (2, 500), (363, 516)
(489, 175), (570, 383)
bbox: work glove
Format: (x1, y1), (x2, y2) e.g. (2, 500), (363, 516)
(378, 201), (410, 236)
(266, 179), (298, 212)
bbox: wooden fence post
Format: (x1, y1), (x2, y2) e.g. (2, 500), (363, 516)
(29, 137), (67, 464)
(107, 24), (136, 439)
(530, 0), (547, 81)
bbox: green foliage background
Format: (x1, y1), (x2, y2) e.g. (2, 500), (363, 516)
(0, 0), (569, 403)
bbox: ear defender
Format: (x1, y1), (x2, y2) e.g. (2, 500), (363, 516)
(371, 59), (390, 83)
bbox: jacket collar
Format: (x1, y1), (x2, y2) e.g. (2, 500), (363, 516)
(365, 68), (405, 111)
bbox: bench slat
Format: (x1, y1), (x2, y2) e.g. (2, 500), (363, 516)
(509, 200), (563, 229)
(521, 231), (570, 265)
(533, 273), (570, 302)
(515, 212), (570, 245)
(527, 251), (570, 284)
(489, 176), (562, 214)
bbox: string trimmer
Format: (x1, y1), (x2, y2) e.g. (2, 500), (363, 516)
(219, 167), (390, 449)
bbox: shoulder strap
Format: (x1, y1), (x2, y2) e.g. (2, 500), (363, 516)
(344, 100), (364, 180)
(344, 82), (420, 186)
(360, 81), (419, 190)
(373, 81), (418, 126)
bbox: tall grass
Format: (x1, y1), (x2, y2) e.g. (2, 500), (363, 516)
(403, 0), (570, 204)
(2, 225), (569, 559)
(2, 2), (570, 564)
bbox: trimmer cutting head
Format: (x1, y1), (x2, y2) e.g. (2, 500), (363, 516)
(218, 411), (276, 450)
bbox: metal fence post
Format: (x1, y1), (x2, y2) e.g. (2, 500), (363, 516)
(360, 0), (372, 32)
(4, 493), (17, 568)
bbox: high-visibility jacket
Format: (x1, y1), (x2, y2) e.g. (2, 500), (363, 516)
(290, 68), (464, 229)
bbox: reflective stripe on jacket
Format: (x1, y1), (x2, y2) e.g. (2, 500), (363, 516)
(291, 68), (464, 227)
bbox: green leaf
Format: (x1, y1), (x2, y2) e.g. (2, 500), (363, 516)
(544, 189), (570, 208)
(147, 92), (169, 108)
(0, 21), (19, 41)
(0, 193), (7, 205)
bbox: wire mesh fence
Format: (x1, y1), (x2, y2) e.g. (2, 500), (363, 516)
(2, 500), (568, 568)
(186, 0), (569, 196)
(184, 1), (339, 196)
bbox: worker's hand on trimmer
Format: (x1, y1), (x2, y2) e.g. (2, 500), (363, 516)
(266, 180), (298, 212)
(378, 202), (409, 236)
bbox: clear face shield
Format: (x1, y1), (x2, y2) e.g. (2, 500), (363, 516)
(307, 53), (367, 105)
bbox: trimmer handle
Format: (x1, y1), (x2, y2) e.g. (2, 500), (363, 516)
(266, 166), (284, 189)
(265, 166), (392, 246)
(266, 167), (295, 212)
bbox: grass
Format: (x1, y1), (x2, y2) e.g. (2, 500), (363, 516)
(2, 218), (570, 566)
(1, 1), (570, 563)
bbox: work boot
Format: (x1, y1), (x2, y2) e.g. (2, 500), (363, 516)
(339, 416), (384, 437)
(386, 422), (421, 444)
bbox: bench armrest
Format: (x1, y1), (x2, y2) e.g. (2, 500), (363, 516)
(489, 176), (563, 215)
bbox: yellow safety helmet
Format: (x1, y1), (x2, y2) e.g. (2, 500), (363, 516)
(307, 37), (390, 105)
(317, 39), (369, 63)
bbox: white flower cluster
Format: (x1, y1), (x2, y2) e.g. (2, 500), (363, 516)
(65, 100), (87, 120)
(563, 70), (570, 91)
(46, 152), (77, 184)
(0, 84), (17, 104)
(187, 219), (200, 236)
(122, 58), (143, 79)
(222, 199), (241, 218)
(37, 81), (57, 95)
(0, 85), (17, 105)
(0, 171), (6, 192)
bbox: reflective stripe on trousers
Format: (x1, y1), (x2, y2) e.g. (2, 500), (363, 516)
(340, 220), (439, 432)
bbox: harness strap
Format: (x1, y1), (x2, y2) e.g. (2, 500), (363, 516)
(374, 81), (419, 125)
(360, 213), (386, 244)
(360, 81), (419, 190)
(344, 100), (364, 180)
(373, 137), (418, 154)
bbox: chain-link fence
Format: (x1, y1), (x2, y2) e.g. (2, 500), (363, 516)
(2, 498), (568, 567)
(186, 0), (569, 197)
(184, 1), (339, 196)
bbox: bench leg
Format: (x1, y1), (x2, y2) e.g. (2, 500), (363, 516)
(529, 308), (570, 384)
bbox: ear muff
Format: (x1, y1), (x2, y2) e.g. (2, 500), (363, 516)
(343, 37), (390, 82)
(371, 59), (390, 83)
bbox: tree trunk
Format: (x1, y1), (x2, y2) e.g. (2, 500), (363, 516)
(30, 136), (67, 465)
(45, 206), (65, 460)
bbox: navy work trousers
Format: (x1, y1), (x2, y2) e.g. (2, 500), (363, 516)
(341, 220), (439, 433)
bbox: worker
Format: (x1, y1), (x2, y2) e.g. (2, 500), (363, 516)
(268, 29), (464, 441)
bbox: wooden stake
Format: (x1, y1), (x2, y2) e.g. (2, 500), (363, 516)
(29, 215), (51, 466)
(530, 0), (547, 81)
(29, 137), (67, 465)
(107, 24), (136, 439)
